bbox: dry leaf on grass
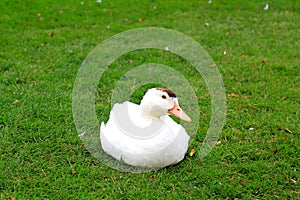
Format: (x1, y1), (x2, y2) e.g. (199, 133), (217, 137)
(189, 149), (195, 156)
(273, 149), (279, 155)
(286, 178), (297, 184)
(285, 128), (292, 134)
(71, 168), (76, 174)
(227, 93), (238, 97)
(13, 99), (20, 104)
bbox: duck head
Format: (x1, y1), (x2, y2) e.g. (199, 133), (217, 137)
(140, 88), (191, 122)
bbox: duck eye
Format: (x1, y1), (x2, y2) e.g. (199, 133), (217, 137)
(161, 95), (167, 99)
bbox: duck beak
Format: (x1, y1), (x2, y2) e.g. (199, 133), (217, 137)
(168, 102), (192, 122)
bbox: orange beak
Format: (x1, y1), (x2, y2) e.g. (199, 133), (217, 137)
(168, 102), (191, 122)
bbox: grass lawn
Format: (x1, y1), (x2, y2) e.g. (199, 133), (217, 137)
(1, 0), (299, 199)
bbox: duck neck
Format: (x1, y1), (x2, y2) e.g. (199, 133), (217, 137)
(140, 100), (166, 122)
(140, 107), (160, 121)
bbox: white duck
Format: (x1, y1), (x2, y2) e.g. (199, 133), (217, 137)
(100, 88), (191, 169)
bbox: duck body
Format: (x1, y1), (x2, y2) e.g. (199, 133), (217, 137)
(100, 88), (191, 169)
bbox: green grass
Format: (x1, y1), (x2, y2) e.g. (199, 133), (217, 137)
(1, 0), (299, 199)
